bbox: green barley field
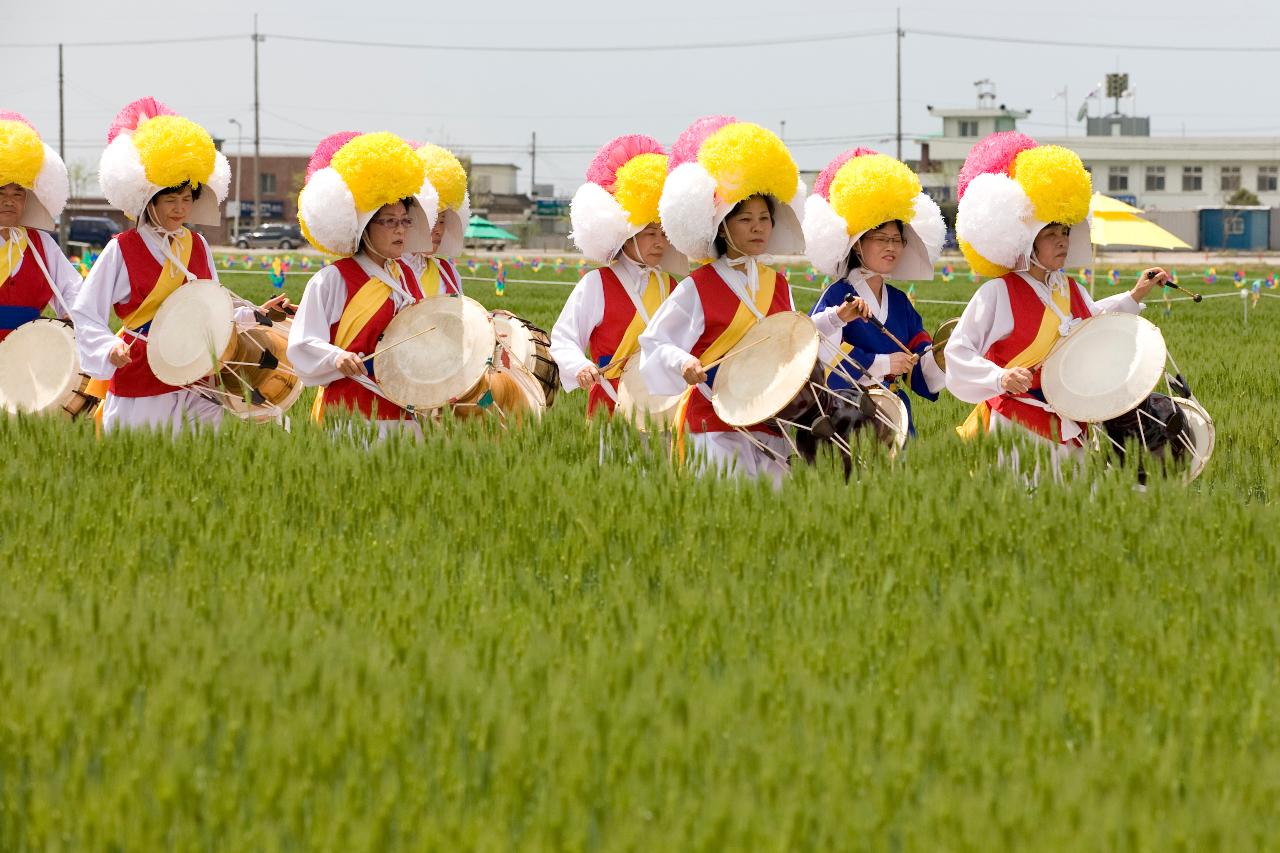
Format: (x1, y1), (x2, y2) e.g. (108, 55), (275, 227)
(1, 261), (1278, 851)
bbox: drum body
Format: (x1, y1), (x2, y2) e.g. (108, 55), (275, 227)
(375, 295), (495, 410)
(616, 358), (682, 431)
(866, 387), (909, 456)
(220, 320), (304, 421)
(1040, 313), (1167, 423)
(0, 318), (100, 419)
(711, 312), (821, 428)
(931, 318), (958, 372)
(1101, 392), (1215, 483)
(492, 310), (559, 407)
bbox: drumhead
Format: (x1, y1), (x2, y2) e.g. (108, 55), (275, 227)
(931, 318), (958, 371)
(147, 280), (236, 386)
(867, 387), (909, 455)
(712, 312), (820, 428)
(0, 319), (81, 414)
(617, 357), (682, 431)
(1172, 397), (1215, 483)
(376, 295), (495, 409)
(492, 311), (535, 366)
(498, 363), (547, 417)
(1041, 313), (1167, 423)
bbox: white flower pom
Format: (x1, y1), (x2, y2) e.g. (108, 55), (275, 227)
(957, 173), (1035, 271)
(569, 181), (631, 263)
(658, 162), (719, 261)
(33, 143), (69, 222)
(99, 133), (156, 221)
(802, 194), (853, 278)
(910, 192), (946, 266)
(299, 167), (359, 255)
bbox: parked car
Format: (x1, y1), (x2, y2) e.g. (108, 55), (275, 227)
(233, 222), (304, 250)
(67, 216), (122, 248)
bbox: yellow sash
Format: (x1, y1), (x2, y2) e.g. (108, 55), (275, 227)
(0, 227), (30, 286)
(602, 269), (671, 380)
(956, 284), (1072, 440)
(85, 230), (197, 424)
(419, 257), (443, 295)
(310, 275), (393, 423)
(672, 263), (779, 462)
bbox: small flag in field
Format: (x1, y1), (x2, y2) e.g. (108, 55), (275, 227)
(940, 263), (954, 282)
(1078, 267), (1093, 286)
(1108, 269), (1121, 286)
(1203, 267), (1217, 284)
(494, 265), (506, 297)
(269, 257), (285, 289)
(906, 283), (917, 304)
(1234, 269), (1245, 287)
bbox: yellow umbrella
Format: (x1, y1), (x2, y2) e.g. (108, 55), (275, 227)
(1089, 193), (1191, 249)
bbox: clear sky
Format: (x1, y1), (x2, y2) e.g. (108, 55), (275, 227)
(5, 0), (1277, 196)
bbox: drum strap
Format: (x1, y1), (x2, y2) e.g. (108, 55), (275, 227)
(956, 285), (1073, 441)
(602, 270), (669, 381)
(310, 276), (393, 423)
(671, 265), (779, 465)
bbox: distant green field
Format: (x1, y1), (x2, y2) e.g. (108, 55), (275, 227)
(1, 263), (1277, 850)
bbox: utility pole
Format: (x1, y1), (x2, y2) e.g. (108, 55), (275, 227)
(779, 119), (786, 142)
(58, 44), (68, 247)
(530, 131), (537, 196)
(229, 118), (243, 240)
(253, 14), (262, 227)
(895, 8), (903, 161)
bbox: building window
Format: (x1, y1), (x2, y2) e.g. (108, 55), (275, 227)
(1108, 166), (1129, 192)
(958, 120), (978, 137)
(1182, 166), (1203, 192)
(1145, 166), (1165, 192)
(1258, 166), (1278, 192)
(259, 173), (277, 194)
(1220, 166), (1241, 192)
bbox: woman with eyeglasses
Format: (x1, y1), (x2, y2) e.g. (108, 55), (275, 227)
(804, 150), (948, 436)
(287, 131), (438, 432)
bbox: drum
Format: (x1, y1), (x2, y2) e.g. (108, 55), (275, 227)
(146, 280), (302, 420)
(866, 387), (909, 457)
(931, 318), (958, 371)
(1100, 393), (1215, 483)
(616, 357), (682, 432)
(492, 310), (559, 406)
(1040, 313), (1167, 423)
(0, 318), (100, 419)
(711, 311), (821, 428)
(1171, 397), (1215, 483)
(375, 295), (533, 422)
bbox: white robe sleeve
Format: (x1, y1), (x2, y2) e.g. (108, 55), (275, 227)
(34, 231), (83, 319)
(638, 275), (704, 396)
(919, 350), (947, 394)
(70, 239), (133, 380)
(944, 278), (1012, 404)
(549, 270), (605, 391)
(286, 266), (350, 387)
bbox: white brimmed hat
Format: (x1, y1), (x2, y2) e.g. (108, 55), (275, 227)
(414, 142), (470, 258)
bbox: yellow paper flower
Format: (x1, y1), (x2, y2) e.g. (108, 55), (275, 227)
(0, 119), (44, 189)
(416, 144), (467, 212)
(959, 239), (1010, 278)
(613, 152), (667, 226)
(132, 115), (216, 189)
(829, 154), (919, 236)
(698, 122), (797, 206)
(1012, 145), (1091, 226)
(332, 132), (425, 213)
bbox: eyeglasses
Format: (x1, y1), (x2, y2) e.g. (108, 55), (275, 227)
(864, 234), (905, 248)
(371, 217), (414, 230)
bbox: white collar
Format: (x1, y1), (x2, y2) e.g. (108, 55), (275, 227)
(711, 256), (767, 319)
(356, 252), (414, 299)
(848, 270), (890, 323)
(1015, 271), (1077, 336)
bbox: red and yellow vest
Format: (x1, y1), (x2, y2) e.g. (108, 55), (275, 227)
(0, 230), (53, 341)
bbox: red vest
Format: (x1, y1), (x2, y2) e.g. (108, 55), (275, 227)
(582, 266), (677, 418)
(439, 258), (461, 296)
(685, 263), (791, 434)
(0, 231), (54, 341)
(985, 272), (1092, 442)
(322, 257), (423, 419)
(109, 229), (214, 398)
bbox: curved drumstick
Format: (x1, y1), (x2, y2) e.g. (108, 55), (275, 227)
(843, 295), (918, 361)
(1148, 269), (1201, 302)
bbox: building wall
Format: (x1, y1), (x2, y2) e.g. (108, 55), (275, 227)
(470, 163), (519, 196)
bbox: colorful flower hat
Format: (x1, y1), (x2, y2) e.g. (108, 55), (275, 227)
(569, 134), (687, 275)
(955, 131), (1093, 278)
(658, 115), (806, 261)
(414, 142), (470, 258)
(0, 111), (69, 231)
(803, 148), (944, 281)
(98, 97), (230, 227)
(297, 131), (437, 257)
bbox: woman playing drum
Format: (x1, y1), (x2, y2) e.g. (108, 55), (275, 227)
(286, 131), (439, 433)
(943, 132), (1166, 461)
(551, 135), (685, 417)
(803, 150), (947, 436)
(637, 116), (866, 482)
(71, 98), (289, 434)
(407, 142), (468, 297)
(0, 113), (81, 339)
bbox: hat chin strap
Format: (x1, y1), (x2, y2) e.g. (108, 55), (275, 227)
(721, 229), (773, 297)
(1029, 250), (1070, 295)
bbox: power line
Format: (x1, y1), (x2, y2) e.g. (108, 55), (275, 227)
(0, 34), (245, 48)
(908, 28), (1280, 53)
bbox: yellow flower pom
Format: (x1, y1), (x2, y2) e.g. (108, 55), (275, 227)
(959, 239), (1010, 278)
(331, 132), (426, 213)
(613, 152), (667, 227)
(416, 144), (467, 212)
(828, 154), (920, 237)
(0, 120), (45, 190)
(698, 122), (797, 207)
(1011, 145), (1091, 226)
(132, 115), (216, 189)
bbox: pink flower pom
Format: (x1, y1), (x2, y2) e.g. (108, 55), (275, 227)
(813, 147), (880, 199)
(668, 115), (737, 171)
(307, 131), (361, 179)
(957, 131), (1037, 200)
(106, 97), (176, 143)
(0, 111), (35, 129)
(584, 134), (665, 191)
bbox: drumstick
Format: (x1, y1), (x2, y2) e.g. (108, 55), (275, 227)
(842, 295), (917, 361)
(594, 352), (632, 377)
(702, 336), (772, 371)
(367, 325), (437, 360)
(1148, 269), (1201, 302)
